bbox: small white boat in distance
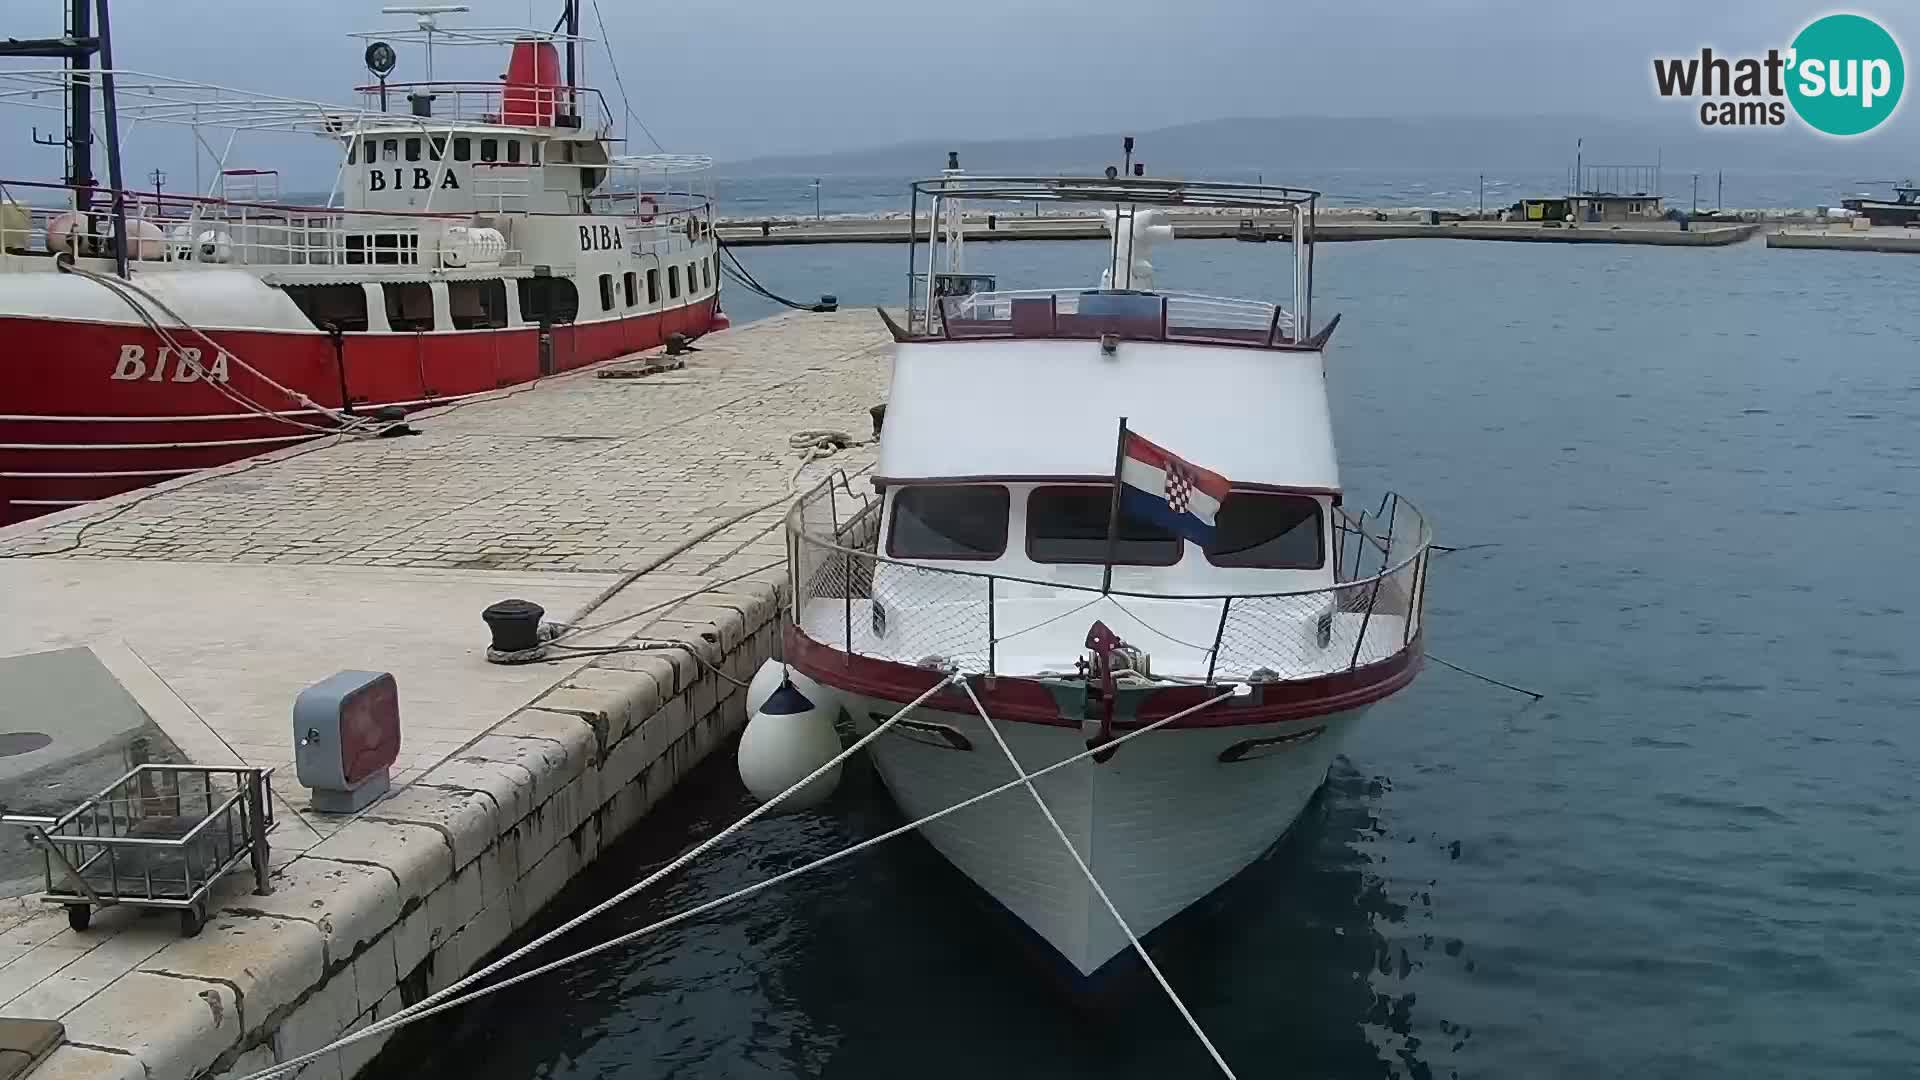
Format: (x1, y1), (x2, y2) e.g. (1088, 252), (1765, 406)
(782, 163), (1434, 983)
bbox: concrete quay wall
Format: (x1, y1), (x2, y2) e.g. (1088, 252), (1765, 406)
(0, 312), (892, 1080)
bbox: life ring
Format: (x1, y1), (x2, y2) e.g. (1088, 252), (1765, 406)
(638, 195), (658, 224)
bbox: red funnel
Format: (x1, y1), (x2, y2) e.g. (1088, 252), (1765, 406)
(502, 38), (561, 126)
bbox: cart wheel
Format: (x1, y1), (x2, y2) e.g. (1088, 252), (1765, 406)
(179, 904), (205, 938)
(64, 905), (91, 933)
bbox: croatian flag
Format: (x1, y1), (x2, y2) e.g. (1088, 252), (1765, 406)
(1118, 430), (1231, 547)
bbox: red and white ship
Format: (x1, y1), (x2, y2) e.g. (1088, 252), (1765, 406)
(0, 2), (724, 525)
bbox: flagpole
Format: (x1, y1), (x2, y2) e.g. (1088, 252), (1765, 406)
(1101, 416), (1128, 594)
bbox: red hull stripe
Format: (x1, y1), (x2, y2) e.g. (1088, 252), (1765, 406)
(783, 623), (1421, 729)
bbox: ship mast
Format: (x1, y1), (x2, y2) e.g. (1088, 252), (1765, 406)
(0, 0), (130, 275)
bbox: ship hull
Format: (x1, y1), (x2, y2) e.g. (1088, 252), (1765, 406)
(0, 297), (717, 524)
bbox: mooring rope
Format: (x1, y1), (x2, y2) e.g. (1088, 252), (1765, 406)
(958, 679), (1239, 1078)
(232, 684), (1237, 1080)
(235, 673), (961, 1080)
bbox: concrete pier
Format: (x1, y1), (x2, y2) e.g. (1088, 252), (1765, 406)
(717, 214), (1760, 247)
(0, 312), (890, 1080)
(1767, 224), (1920, 253)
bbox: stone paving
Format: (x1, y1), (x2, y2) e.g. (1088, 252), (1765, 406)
(0, 310), (889, 576)
(0, 311), (892, 1080)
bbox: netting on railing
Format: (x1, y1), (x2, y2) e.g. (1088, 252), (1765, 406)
(787, 484), (1430, 684)
(868, 562), (994, 673)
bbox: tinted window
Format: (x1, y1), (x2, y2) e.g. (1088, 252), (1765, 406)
(346, 140), (357, 165)
(517, 278), (578, 325)
(623, 271), (637, 307)
(1027, 485), (1179, 565)
(598, 273), (614, 311)
(668, 266), (680, 299)
(448, 280), (508, 330)
(480, 138), (498, 163)
(506, 140), (522, 164)
(887, 486), (1008, 560)
(1205, 493), (1324, 569)
(453, 137), (471, 162)
(281, 283), (368, 332)
(405, 137), (421, 162)
(382, 282), (433, 331)
(702, 259), (712, 290)
(531, 142), (541, 164)
(430, 136), (445, 160)
(646, 268), (659, 304)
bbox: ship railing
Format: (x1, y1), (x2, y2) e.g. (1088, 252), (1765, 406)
(0, 191), (524, 272)
(350, 81), (614, 135)
(586, 191), (716, 254)
(930, 288), (1300, 348)
(786, 474), (1430, 685)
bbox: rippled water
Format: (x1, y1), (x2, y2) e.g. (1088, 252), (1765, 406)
(410, 237), (1920, 1079)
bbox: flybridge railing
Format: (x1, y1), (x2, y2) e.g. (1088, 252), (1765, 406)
(906, 174), (1321, 343)
(935, 289), (1298, 347)
(1, 180), (524, 270)
(786, 475), (1430, 685)
(350, 82), (614, 135)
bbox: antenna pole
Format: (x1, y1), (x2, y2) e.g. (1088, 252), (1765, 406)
(68, 0), (95, 221)
(564, 0), (579, 124)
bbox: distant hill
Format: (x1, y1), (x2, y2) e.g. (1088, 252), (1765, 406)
(719, 113), (1913, 178)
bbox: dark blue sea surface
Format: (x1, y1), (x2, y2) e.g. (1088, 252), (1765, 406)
(411, 236), (1920, 1078)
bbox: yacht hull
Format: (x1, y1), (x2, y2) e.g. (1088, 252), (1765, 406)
(843, 691), (1363, 977)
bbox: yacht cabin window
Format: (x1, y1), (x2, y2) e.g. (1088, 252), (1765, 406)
(430, 136), (445, 161)
(506, 140), (522, 164)
(887, 486), (1009, 560)
(382, 139), (398, 163)
(453, 137), (471, 162)
(480, 139), (499, 163)
(1204, 493), (1325, 569)
(1026, 485), (1179, 565)
(405, 138), (422, 162)
(646, 268), (659, 304)
(531, 142), (541, 164)
(668, 266), (680, 299)
(346, 140), (357, 165)
(623, 271), (638, 307)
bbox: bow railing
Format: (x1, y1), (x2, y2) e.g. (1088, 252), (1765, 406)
(786, 475), (1430, 685)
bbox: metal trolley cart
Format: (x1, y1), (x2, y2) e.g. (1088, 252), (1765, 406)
(2, 765), (274, 937)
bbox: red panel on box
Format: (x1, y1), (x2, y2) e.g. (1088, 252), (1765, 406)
(339, 675), (401, 784)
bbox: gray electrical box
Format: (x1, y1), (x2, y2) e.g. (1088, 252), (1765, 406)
(293, 670), (401, 813)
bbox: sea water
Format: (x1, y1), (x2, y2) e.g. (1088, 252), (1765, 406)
(410, 236), (1919, 1079)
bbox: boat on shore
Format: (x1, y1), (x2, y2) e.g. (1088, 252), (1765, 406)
(778, 159), (1435, 982)
(0, 1), (723, 525)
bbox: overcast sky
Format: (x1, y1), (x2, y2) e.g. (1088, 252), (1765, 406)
(2, 0), (1909, 178)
